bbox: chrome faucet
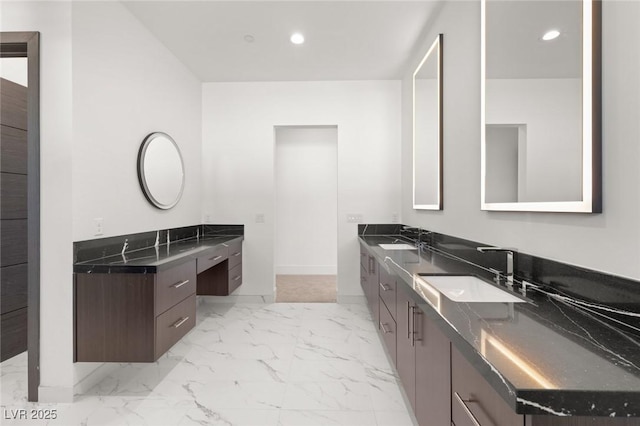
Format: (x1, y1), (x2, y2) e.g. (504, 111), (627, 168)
(477, 247), (517, 287)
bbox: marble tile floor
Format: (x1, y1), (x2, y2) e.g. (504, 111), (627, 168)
(1, 301), (417, 425)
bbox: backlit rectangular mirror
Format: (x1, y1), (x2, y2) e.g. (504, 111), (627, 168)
(413, 34), (443, 210)
(481, 0), (601, 213)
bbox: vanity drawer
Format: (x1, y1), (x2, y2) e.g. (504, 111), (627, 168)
(227, 239), (243, 270)
(156, 260), (197, 315)
(378, 298), (397, 366)
(155, 293), (196, 359)
(378, 265), (397, 319)
(228, 263), (243, 295)
(452, 346), (524, 426)
(197, 245), (228, 274)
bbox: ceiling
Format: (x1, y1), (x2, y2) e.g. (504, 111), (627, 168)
(122, 1), (442, 82)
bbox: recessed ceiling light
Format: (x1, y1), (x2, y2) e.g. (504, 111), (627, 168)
(542, 30), (560, 41)
(290, 33), (305, 45)
(244, 35), (255, 43)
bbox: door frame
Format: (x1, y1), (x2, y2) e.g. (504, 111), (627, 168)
(1, 31), (41, 402)
(273, 124), (339, 299)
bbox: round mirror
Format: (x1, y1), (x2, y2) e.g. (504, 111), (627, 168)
(137, 132), (185, 209)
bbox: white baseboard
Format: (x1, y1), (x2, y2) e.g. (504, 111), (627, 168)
(38, 386), (74, 403)
(72, 363), (120, 398)
(275, 265), (337, 275)
(337, 295), (366, 304)
(198, 294), (275, 304)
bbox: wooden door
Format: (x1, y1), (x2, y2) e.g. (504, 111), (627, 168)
(1, 77), (28, 361)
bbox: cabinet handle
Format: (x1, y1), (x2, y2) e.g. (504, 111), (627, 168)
(379, 322), (391, 334)
(454, 392), (482, 426)
(407, 301), (411, 340)
(172, 316), (190, 329)
(209, 255), (223, 261)
(379, 282), (391, 292)
(232, 252), (241, 257)
(232, 275), (241, 281)
(411, 306), (422, 346)
(172, 279), (190, 289)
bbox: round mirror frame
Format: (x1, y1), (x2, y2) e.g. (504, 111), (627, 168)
(137, 132), (185, 210)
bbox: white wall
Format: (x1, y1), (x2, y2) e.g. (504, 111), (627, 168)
(402, 1), (640, 280)
(72, 2), (202, 241)
(0, 1), (74, 402)
(202, 81), (401, 301)
(275, 126), (338, 275)
(2, 0), (203, 401)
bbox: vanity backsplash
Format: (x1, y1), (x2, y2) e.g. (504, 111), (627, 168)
(74, 224), (244, 264)
(359, 224), (640, 338)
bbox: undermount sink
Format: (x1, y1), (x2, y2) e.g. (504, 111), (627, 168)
(416, 274), (524, 303)
(378, 243), (417, 250)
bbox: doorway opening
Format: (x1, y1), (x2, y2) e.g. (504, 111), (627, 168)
(0, 32), (41, 402)
(274, 126), (337, 303)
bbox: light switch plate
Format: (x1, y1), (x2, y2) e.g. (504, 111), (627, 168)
(256, 214), (265, 223)
(94, 218), (104, 236)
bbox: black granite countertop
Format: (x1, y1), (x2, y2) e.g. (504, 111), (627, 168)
(74, 235), (243, 274)
(360, 234), (640, 418)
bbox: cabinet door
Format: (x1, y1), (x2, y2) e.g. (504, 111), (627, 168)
(415, 311), (451, 426)
(367, 255), (379, 324)
(452, 346), (524, 426)
(379, 297), (397, 365)
(396, 287), (416, 410)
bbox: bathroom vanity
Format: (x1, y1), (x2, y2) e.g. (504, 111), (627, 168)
(73, 225), (243, 362)
(359, 224), (640, 425)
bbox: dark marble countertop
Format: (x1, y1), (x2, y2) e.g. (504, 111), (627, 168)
(360, 235), (640, 418)
(74, 235), (243, 274)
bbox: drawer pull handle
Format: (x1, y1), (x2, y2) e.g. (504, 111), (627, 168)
(232, 252), (241, 257)
(209, 255), (223, 261)
(411, 306), (421, 346)
(232, 275), (241, 281)
(379, 322), (391, 334)
(454, 392), (481, 426)
(172, 279), (190, 289)
(172, 316), (189, 329)
(379, 283), (391, 292)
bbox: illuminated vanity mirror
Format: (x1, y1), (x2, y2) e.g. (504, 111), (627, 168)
(137, 132), (185, 209)
(413, 34), (443, 210)
(481, 0), (601, 212)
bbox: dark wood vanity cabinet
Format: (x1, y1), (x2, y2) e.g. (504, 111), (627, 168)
(396, 285), (451, 426)
(362, 245), (640, 426)
(75, 260), (197, 362)
(196, 239), (243, 296)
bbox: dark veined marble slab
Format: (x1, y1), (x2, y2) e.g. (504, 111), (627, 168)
(359, 225), (640, 418)
(74, 224), (243, 273)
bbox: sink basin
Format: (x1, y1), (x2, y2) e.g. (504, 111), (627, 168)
(378, 244), (417, 250)
(417, 275), (524, 303)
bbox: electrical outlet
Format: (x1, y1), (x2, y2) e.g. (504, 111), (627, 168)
(346, 214), (363, 223)
(94, 218), (104, 236)
(204, 214), (211, 223)
(391, 213), (399, 223)
(255, 213), (265, 223)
